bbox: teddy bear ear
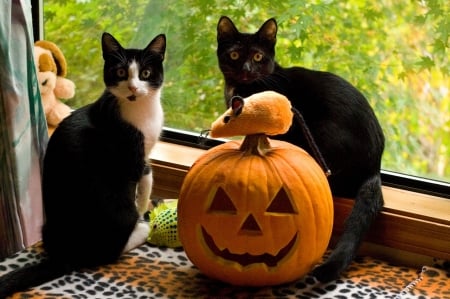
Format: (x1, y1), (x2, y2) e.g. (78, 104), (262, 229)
(38, 52), (57, 73)
(35, 40), (68, 77)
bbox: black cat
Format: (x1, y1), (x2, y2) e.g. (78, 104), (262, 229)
(0, 32), (166, 297)
(216, 16), (385, 282)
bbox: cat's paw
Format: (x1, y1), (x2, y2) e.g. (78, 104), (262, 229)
(122, 222), (150, 253)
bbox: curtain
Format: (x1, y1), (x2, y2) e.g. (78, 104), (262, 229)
(0, 0), (48, 259)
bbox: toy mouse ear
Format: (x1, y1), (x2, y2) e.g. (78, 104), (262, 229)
(230, 96), (244, 116)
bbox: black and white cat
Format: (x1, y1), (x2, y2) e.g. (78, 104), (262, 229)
(216, 16), (385, 282)
(0, 32), (166, 297)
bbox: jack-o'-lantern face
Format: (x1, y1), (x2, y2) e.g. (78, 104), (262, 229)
(178, 137), (333, 286)
(201, 186), (299, 268)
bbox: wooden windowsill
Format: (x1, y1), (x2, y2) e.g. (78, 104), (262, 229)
(150, 141), (450, 264)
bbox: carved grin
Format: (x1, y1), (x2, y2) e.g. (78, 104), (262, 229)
(201, 226), (298, 267)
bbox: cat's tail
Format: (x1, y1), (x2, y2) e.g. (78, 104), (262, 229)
(311, 173), (384, 282)
(0, 259), (67, 298)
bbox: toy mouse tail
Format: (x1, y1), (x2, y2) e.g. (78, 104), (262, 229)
(0, 259), (67, 298)
(291, 107), (332, 176)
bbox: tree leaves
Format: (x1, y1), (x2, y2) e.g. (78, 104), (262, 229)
(43, 0), (449, 181)
(417, 56), (435, 70)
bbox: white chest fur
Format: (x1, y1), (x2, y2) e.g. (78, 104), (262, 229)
(119, 89), (164, 157)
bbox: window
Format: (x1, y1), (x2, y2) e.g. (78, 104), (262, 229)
(36, 0), (449, 197)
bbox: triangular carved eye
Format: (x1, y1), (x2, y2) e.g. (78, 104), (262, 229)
(266, 188), (297, 214)
(208, 187), (237, 214)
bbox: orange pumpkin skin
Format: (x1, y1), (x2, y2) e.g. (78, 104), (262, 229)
(178, 135), (333, 286)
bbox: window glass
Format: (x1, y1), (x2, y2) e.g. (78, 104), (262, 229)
(42, 0), (449, 183)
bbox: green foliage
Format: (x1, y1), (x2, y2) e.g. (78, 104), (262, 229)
(43, 0), (449, 181)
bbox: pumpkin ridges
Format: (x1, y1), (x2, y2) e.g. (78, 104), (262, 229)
(191, 142), (239, 167)
(304, 157), (333, 257)
(183, 150), (289, 254)
(178, 147), (236, 238)
(178, 135), (333, 286)
(255, 138), (333, 267)
(228, 152), (290, 253)
(266, 145), (325, 260)
(257, 155), (294, 246)
(283, 148), (333, 253)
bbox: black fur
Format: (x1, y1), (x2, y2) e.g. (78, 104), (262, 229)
(217, 16), (385, 282)
(0, 32), (165, 298)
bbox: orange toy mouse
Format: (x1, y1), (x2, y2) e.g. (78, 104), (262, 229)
(210, 91), (293, 138)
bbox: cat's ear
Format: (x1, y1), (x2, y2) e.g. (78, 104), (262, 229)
(257, 18), (277, 43)
(146, 34), (166, 61)
(102, 32), (123, 59)
(217, 16), (239, 41)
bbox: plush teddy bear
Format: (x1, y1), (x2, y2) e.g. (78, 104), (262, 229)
(34, 40), (75, 136)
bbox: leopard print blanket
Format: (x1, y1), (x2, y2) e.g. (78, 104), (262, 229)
(0, 243), (448, 299)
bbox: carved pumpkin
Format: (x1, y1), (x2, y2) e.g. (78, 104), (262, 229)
(178, 91), (333, 286)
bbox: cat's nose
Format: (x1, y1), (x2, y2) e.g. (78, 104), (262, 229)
(128, 86), (137, 93)
(242, 62), (251, 72)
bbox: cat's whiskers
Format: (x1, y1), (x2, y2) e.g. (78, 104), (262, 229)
(257, 70), (289, 86)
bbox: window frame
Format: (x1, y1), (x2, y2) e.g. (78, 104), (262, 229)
(160, 128), (450, 198)
(31, 2), (449, 199)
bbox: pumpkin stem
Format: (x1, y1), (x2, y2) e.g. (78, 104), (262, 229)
(240, 134), (271, 156)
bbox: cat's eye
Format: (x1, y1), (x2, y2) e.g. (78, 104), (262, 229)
(116, 68), (127, 78)
(230, 51), (239, 60)
(141, 69), (151, 78)
(253, 53), (263, 62)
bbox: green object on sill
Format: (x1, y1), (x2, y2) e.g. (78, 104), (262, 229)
(147, 200), (181, 248)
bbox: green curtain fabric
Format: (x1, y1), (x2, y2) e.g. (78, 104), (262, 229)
(0, 0), (48, 259)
